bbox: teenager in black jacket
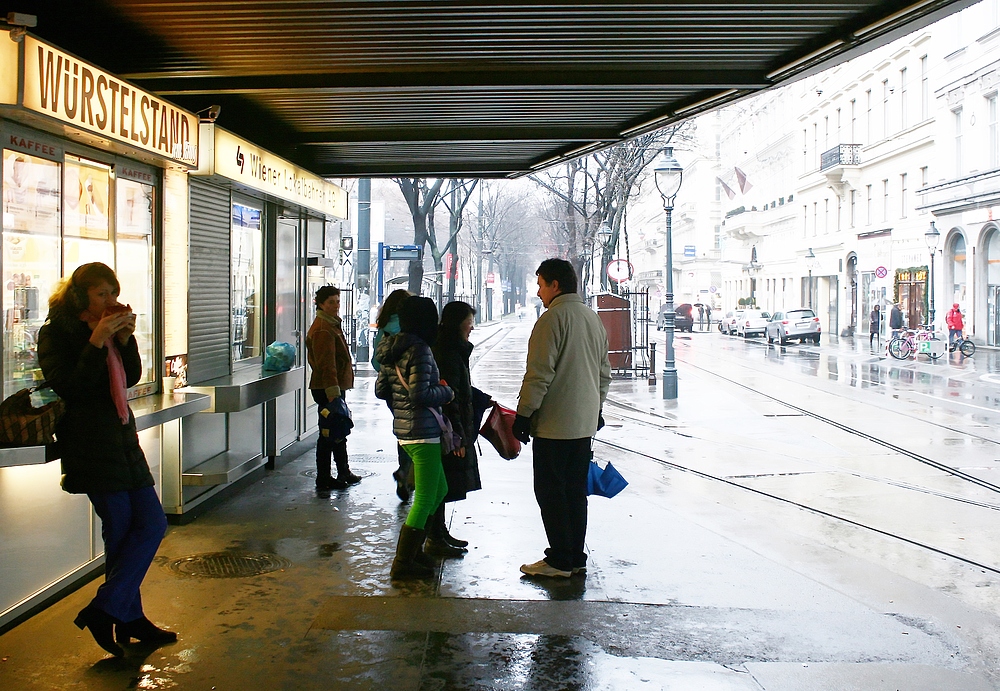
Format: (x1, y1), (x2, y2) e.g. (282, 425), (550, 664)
(38, 263), (175, 657)
(375, 296), (454, 580)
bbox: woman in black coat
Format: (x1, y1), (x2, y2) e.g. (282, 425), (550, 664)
(430, 302), (492, 552)
(37, 263), (175, 657)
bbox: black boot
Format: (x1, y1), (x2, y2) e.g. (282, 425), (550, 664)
(424, 505), (466, 557)
(440, 521), (469, 549)
(316, 433), (348, 490)
(74, 605), (124, 657)
(390, 525), (434, 580)
(333, 440), (361, 485)
(116, 616), (178, 645)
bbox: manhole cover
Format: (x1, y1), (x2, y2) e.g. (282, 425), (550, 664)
(167, 552), (291, 578)
(300, 468), (377, 479)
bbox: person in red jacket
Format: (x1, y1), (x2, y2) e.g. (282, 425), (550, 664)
(946, 303), (964, 345)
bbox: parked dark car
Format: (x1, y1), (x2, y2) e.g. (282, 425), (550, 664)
(658, 303), (694, 332)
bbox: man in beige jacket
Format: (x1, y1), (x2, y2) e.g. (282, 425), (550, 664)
(513, 259), (611, 578)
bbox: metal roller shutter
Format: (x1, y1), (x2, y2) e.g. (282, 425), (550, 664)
(188, 179), (231, 383)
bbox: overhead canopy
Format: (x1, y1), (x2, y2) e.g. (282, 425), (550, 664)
(15, 0), (974, 178)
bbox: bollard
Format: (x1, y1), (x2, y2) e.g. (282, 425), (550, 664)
(648, 343), (657, 385)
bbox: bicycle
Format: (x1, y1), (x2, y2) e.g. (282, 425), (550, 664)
(948, 333), (976, 357)
(888, 325), (944, 360)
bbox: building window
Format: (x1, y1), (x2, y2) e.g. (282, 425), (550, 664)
(837, 195), (842, 231)
(836, 108), (842, 143)
(866, 184), (873, 225)
(866, 89), (872, 144)
(883, 79), (890, 140)
(921, 55), (929, 121)
(850, 189), (857, 228)
(954, 108), (963, 177)
(813, 122), (819, 169)
(802, 129), (808, 171)
(813, 202), (818, 236)
(824, 115), (829, 151)
(900, 172), (908, 218)
(900, 67), (908, 131)
(882, 179), (889, 222)
(714, 224), (721, 249)
(921, 165), (929, 187)
(990, 94), (999, 169)
(850, 99), (857, 142)
(824, 198), (829, 234)
(802, 205), (808, 238)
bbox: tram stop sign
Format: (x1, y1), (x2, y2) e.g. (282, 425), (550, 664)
(606, 259), (633, 283)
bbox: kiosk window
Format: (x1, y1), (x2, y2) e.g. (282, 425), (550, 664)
(116, 179), (156, 385)
(2, 150), (61, 398)
(64, 155), (113, 269)
(231, 203), (262, 362)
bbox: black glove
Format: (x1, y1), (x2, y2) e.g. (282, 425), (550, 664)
(512, 414), (532, 444)
(597, 412), (605, 431)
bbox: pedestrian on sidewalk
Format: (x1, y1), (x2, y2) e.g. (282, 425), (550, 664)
(889, 302), (904, 338)
(698, 305), (705, 330)
(38, 262), (176, 657)
(430, 301), (494, 555)
(371, 288), (414, 501)
(307, 286), (361, 491)
(869, 304), (882, 350)
(705, 304), (712, 330)
(946, 303), (964, 345)
(512, 259), (611, 579)
(375, 296), (455, 580)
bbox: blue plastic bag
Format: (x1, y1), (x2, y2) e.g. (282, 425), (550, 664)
(263, 341), (296, 371)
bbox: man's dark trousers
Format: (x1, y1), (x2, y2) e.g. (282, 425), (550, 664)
(532, 437), (592, 571)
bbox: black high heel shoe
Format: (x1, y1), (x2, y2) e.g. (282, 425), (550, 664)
(74, 605), (124, 657)
(115, 616), (178, 645)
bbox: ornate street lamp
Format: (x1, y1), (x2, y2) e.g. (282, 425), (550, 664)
(742, 245), (762, 307)
(597, 221), (613, 290)
(925, 220), (941, 328)
(654, 147), (683, 400)
(805, 247), (817, 309)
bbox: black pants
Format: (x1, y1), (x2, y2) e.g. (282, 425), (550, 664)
(532, 437), (592, 571)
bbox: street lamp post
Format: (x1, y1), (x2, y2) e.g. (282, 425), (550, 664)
(654, 148), (683, 400)
(805, 247), (817, 309)
(743, 246), (762, 308)
(597, 221), (613, 291)
(926, 221), (941, 329)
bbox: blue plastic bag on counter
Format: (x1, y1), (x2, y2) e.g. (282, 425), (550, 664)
(263, 341), (296, 371)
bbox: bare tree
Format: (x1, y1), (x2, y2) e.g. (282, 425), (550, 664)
(434, 179), (479, 302)
(394, 178), (444, 294)
(530, 124), (694, 295)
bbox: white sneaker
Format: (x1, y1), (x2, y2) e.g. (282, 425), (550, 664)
(520, 559), (571, 578)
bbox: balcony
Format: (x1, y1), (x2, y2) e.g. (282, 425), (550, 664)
(820, 144), (861, 200)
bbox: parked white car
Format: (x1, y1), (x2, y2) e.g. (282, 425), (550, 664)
(720, 309), (745, 335)
(766, 308), (822, 344)
(736, 309), (771, 338)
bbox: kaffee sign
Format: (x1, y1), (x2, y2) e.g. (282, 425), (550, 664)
(1, 33), (198, 167)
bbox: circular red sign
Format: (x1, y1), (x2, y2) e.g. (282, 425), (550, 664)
(875, 266), (888, 279)
(606, 259), (633, 282)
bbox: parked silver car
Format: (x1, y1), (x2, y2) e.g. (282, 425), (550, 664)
(720, 309), (745, 335)
(766, 308), (822, 344)
(736, 309), (771, 338)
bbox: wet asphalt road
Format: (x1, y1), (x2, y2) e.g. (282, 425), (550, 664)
(1, 317), (999, 690)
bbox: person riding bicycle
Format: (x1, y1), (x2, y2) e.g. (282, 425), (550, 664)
(946, 303), (964, 346)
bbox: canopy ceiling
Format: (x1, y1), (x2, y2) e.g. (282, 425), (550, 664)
(10, 0), (974, 177)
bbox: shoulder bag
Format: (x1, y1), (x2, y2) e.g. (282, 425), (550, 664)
(0, 385), (66, 447)
(394, 364), (462, 455)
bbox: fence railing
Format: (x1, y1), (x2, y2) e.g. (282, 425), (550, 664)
(820, 144), (861, 171)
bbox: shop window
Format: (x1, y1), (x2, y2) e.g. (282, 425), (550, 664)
(231, 202), (262, 362)
(116, 179), (156, 384)
(63, 155), (113, 270)
(2, 150), (61, 398)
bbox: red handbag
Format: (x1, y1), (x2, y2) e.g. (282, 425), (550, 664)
(478, 402), (521, 460)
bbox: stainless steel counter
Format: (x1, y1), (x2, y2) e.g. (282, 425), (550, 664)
(180, 366), (304, 413)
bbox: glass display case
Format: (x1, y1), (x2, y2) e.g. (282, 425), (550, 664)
(116, 178), (156, 385)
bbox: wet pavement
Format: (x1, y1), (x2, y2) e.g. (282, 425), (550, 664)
(2, 318), (1000, 690)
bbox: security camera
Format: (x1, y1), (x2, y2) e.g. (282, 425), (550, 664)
(198, 105), (222, 123)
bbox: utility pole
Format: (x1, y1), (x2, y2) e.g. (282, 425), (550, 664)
(356, 178), (371, 363)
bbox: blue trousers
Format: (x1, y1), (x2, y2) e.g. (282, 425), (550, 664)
(87, 486), (167, 623)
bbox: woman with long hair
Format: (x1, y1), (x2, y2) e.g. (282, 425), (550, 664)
(429, 301), (492, 554)
(38, 262), (175, 657)
(371, 288), (414, 501)
(374, 296), (453, 580)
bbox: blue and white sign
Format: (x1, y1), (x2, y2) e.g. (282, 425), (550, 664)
(683, 245), (696, 257)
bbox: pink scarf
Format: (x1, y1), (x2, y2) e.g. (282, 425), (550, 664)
(82, 311), (131, 424)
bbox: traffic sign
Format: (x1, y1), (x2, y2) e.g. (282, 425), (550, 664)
(606, 259), (634, 282)
(875, 266), (888, 279)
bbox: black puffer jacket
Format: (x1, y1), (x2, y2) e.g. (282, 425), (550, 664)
(375, 332), (453, 440)
(37, 309), (153, 494)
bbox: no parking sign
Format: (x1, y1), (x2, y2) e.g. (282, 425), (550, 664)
(875, 266), (888, 279)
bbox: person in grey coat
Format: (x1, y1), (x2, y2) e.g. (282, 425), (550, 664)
(512, 259), (611, 579)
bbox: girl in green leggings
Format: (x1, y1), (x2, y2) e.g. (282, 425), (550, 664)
(374, 296), (454, 580)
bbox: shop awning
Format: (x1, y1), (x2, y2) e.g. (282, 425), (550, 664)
(20, 0), (976, 178)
